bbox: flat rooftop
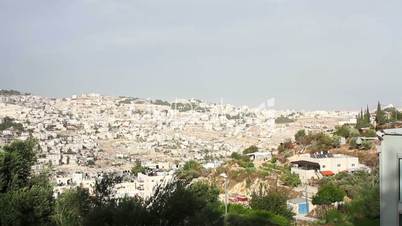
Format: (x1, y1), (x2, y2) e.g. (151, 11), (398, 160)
(384, 128), (402, 136)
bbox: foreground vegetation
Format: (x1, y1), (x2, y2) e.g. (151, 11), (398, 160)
(0, 116), (24, 132)
(0, 139), (292, 226)
(313, 170), (380, 226)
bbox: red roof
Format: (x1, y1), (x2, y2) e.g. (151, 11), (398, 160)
(229, 194), (249, 203)
(320, 171), (335, 176)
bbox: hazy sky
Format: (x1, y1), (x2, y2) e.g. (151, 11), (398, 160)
(1, 0), (402, 110)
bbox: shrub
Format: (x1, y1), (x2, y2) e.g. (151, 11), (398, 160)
(250, 191), (294, 220)
(243, 145), (259, 155)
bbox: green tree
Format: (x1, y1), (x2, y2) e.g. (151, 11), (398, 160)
(131, 160), (147, 176)
(312, 183), (345, 206)
(226, 204), (289, 226)
(53, 187), (91, 226)
(319, 169), (379, 225)
(294, 129), (307, 144)
(230, 153), (254, 169)
(387, 107), (402, 122)
(250, 191), (294, 220)
(147, 179), (222, 226)
(178, 160), (204, 180)
(243, 145), (259, 155)
(280, 169), (301, 188)
(85, 196), (149, 226)
(0, 116), (24, 132)
(0, 139), (37, 192)
(186, 182), (223, 226)
(375, 101), (387, 126)
(0, 179), (54, 226)
(0, 140), (54, 226)
(93, 173), (122, 206)
(277, 139), (294, 153)
(364, 106), (371, 125)
(334, 125), (352, 138)
(360, 129), (377, 137)
(309, 132), (340, 152)
(275, 115), (295, 124)
(356, 106), (371, 129)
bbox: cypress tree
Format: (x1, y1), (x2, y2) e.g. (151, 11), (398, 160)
(365, 105), (371, 125)
(376, 101), (386, 125)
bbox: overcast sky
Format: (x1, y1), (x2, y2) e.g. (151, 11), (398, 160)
(1, 0), (401, 110)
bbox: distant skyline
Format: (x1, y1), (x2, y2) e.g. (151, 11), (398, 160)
(1, 0), (402, 110)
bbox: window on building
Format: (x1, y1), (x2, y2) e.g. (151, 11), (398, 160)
(351, 163), (355, 167)
(322, 165), (325, 168)
(400, 159), (402, 201)
(337, 164), (341, 167)
(399, 214), (402, 226)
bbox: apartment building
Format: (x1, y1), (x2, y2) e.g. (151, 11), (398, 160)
(290, 152), (363, 183)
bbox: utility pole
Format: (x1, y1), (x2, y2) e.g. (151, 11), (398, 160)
(225, 177), (228, 216)
(304, 169), (309, 215)
(305, 183), (309, 214)
(220, 173), (228, 223)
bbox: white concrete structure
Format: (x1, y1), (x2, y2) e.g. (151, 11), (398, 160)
(291, 167), (321, 183)
(287, 197), (313, 216)
(290, 152), (364, 183)
(136, 172), (173, 199)
(379, 128), (402, 226)
(245, 151), (272, 162)
(290, 152), (360, 174)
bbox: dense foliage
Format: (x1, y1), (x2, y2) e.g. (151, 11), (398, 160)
(0, 140), (292, 226)
(293, 130), (340, 151)
(316, 170), (380, 226)
(177, 160), (204, 180)
(243, 145), (259, 155)
(280, 168), (301, 188)
(333, 125), (360, 139)
(0, 89), (29, 96)
(131, 159), (147, 176)
(356, 107), (371, 129)
(0, 116), (24, 132)
(250, 190), (294, 220)
(312, 183), (345, 206)
(0, 139), (55, 226)
(230, 152), (255, 169)
(226, 204), (289, 226)
(275, 116), (295, 124)
(375, 101), (402, 126)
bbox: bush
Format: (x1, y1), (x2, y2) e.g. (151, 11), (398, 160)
(231, 153), (254, 169)
(280, 170), (301, 188)
(312, 183), (345, 206)
(0, 140), (54, 226)
(0, 139), (299, 226)
(334, 125), (360, 139)
(54, 187), (91, 226)
(243, 145), (259, 155)
(250, 191), (294, 220)
(277, 140), (293, 153)
(360, 129), (377, 137)
(325, 209), (353, 226)
(348, 138), (373, 150)
(275, 116), (295, 124)
(178, 160), (204, 180)
(318, 170), (380, 225)
(131, 160), (147, 176)
(294, 129), (308, 145)
(0, 117), (24, 132)
(227, 204), (290, 226)
(309, 133), (340, 152)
